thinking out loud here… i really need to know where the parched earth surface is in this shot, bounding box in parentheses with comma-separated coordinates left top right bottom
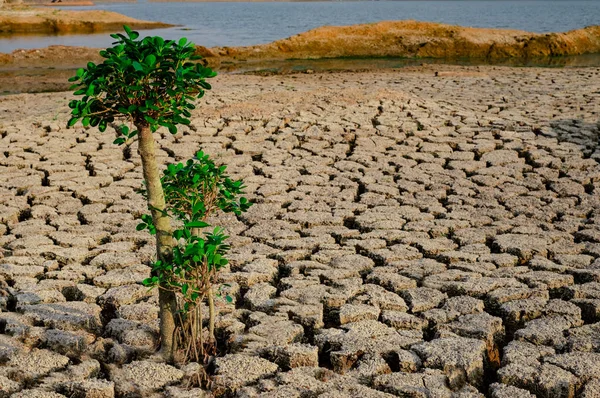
(1, 65, 600, 397)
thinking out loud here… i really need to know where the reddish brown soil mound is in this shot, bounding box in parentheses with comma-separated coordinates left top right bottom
(210, 20, 600, 62)
(0, 7, 172, 34)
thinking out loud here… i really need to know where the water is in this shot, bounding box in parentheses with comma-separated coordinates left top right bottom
(1, 1, 599, 53)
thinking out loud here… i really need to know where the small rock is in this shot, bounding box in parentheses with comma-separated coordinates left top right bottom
(63, 379, 115, 398)
(262, 343, 319, 370)
(338, 304, 380, 325)
(400, 287, 447, 313)
(489, 383, 535, 398)
(412, 337, 486, 389)
(381, 310, 428, 331)
(109, 360, 184, 396)
(442, 296, 485, 315)
(4, 348, 70, 383)
(213, 354, 279, 393)
(41, 329, 91, 358)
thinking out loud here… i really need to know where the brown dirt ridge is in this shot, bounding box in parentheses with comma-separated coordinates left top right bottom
(0, 6, 173, 35)
(209, 20, 600, 63)
(1, 20, 600, 74)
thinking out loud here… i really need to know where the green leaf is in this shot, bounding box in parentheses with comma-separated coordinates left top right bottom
(144, 54, 157, 66)
(144, 115, 157, 124)
(225, 295, 233, 303)
(192, 200, 203, 214)
(185, 221, 209, 229)
(132, 61, 144, 72)
(123, 25, 140, 40)
(136, 223, 147, 231)
(99, 120, 108, 133)
(67, 117, 79, 127)
(142, 277, 153, 286)
(113, 137, 126, 145)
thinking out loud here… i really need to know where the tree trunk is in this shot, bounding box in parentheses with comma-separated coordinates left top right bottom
(137, 123, 177, 361)
(207, 285, 215, 342)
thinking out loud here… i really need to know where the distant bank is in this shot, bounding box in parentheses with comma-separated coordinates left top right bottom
(3, 0, 599, 52)
(206, 21, 600, 63)
(0, 6, 172, 35)
(2, 18, 600, 69)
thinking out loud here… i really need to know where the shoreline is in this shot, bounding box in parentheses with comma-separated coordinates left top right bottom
(3, 53, 600, 95)
(1, 16, 600, 93)
(1, 19, 599, 62)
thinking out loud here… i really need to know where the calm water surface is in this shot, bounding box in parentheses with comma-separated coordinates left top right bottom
(1, 1, 600, 53)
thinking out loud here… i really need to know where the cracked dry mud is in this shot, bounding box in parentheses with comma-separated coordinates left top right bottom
(1, 65, 600, 398)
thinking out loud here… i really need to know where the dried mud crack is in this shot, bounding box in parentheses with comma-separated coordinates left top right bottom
(1, 65, 600, 398)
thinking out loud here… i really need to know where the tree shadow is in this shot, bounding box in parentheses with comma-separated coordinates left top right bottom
(544, 118, 600, 162)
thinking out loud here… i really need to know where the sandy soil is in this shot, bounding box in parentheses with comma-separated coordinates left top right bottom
(0, 66, 599, 397)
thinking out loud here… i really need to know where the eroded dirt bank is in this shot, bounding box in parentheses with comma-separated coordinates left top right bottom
(0, 66, 600, 397)
(1, 20, 599, 76)
(0, 6, 172, 35)
(210, 20, 600, 63)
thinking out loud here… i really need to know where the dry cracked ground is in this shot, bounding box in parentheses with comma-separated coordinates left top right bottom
(1, 65, 600, 398)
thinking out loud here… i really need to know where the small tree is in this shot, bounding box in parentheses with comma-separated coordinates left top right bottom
(67, 26, 216, 360)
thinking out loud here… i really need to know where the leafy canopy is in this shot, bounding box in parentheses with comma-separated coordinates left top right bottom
(67, 25, 216, 144)
(137, 150, 252, 239)
(162, 150, 252, 224)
